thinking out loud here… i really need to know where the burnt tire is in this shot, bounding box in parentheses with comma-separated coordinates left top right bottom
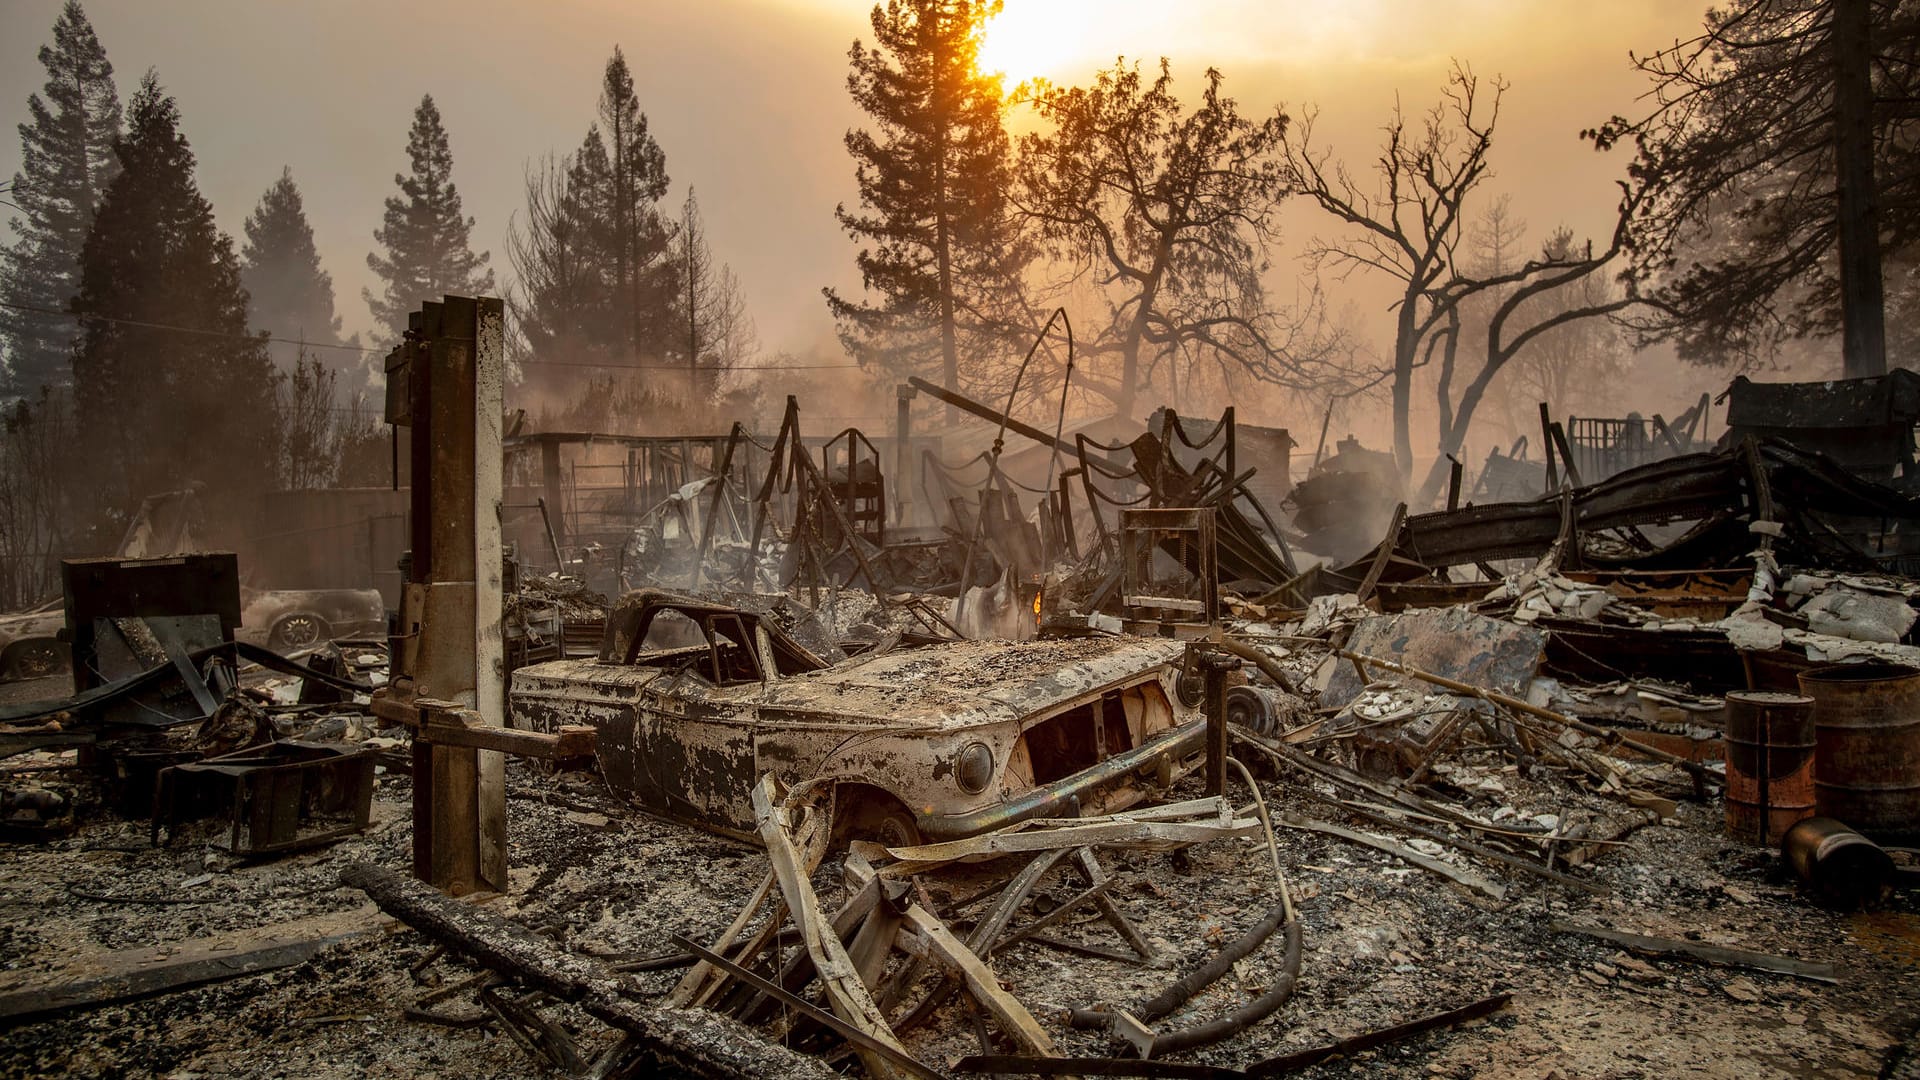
(4, 639, 67, 680)
(837, 792, 923, 850)
(268, 612, 329, 651)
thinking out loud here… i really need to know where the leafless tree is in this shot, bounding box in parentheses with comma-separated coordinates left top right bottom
(1016, 59, 1362, 417)
(1285, 64, 1639, 501)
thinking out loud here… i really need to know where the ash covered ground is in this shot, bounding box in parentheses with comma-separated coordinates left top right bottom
(1, 755, 1916, 1079)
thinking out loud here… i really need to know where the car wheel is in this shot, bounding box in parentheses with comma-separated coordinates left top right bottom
(839, 792, 923, 850)
(269, 613, 329, 651)
(4, 639, 68, 680)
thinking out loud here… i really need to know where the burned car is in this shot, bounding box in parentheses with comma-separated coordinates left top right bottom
(0, 597, 67, 680)
(237, 587, 386, 651)
(509, 590, 1206, 845)
(0, 586, 384, 682)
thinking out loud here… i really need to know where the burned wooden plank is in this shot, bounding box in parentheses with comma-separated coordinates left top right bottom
(752, 777, 915, 1080)
(1550, 922, 1838, 984)
(1280, 816, 1507, 901)
(0, 908, 379, 1024)
(1243, 991, 1512, 1075)
(887, 816, 1258, 861)
(904, 904, 1063, 1059)
(338, 863, 838, 1079)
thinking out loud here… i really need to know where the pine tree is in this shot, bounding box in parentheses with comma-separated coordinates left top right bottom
(71, 72, 279, 521)
(592, 50, 672, 360)
(365, 95, 494, 339)
(825, 0, 1032, 401)
(0, 0, 121, 399)
(242, 167, 345, 382)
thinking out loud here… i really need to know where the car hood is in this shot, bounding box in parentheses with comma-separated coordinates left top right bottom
(0, 610, 62, 638)
(514, 636, 1187, 732)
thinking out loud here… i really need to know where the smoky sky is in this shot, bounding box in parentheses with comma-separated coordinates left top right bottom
(0, 0, 1699, 361)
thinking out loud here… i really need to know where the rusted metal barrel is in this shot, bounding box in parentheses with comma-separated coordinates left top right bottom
(1797, 662, 1920, 843)
(1782, 816, 1894, 908)
(1723, 690, 1817, 845)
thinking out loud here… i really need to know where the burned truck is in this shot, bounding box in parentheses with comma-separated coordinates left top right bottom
(509, 590, 1206, 845)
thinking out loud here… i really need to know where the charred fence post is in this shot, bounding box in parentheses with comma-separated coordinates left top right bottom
(1190, 643, 1238, 797)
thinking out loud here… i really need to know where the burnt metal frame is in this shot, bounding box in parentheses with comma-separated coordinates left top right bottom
(1120, 508, 1220, 638)
(153, 740, 377, 855)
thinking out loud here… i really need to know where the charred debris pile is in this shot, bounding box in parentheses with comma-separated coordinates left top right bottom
(2, 372, 1919, 1077)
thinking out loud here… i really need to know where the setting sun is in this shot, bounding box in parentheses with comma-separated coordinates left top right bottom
(976, 0, 1097, 85)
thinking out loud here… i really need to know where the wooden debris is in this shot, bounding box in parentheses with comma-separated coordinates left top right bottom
(668, 869, 775, 1007)
(887, 813, 1257, 862)
(670, 934, 946, 1080)
(0, 907, 380, 1023)
(1280, 815, 1507, 901)
(1550, 922, 1838, 984)
(904, 903, 1064, 1059)
(339, 863, 839, 1079)
(752, 776, 916, 1080)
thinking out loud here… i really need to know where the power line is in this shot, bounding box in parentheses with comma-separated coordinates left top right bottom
(0, 298, 866, 372)
(0, 298, 386, 354)
(524, 357, 862, 371)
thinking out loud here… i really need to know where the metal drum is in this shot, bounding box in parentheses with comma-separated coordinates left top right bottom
(1781, 816, 1894, 908)
(1798, 662, 1920, 843)
(1723, 690, 1817, 845)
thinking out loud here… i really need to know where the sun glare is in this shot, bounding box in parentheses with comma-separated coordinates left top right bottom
(976, 0, 1098, 86)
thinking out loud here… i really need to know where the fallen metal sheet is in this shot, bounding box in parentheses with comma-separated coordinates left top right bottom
(1321, 607, 1546, 709)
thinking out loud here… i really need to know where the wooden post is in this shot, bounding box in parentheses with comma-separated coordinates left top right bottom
(397, 296, 507, 896)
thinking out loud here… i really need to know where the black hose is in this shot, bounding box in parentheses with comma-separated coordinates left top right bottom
(1147, 919, 1302, 1057)
(1069, 897, 1291, 1029)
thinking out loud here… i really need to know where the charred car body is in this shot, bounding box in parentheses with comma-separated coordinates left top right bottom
(509, 590, 1207, 844)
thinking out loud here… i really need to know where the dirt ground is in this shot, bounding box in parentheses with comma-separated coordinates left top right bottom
(0, 752, 1916, 1079)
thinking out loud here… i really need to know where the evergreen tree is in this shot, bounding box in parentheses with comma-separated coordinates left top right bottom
(592, 50, 672, 359)
(506, 149, 601, 387)
(365, 95, 493, 339)
(71, 72, 279, 521)
(242, 167, 341, 346)
(1593, 0, 1920, 370)
(509, 49, 679, 389)
(825, 0, 1033, 401)
(0, 0, 120, 399)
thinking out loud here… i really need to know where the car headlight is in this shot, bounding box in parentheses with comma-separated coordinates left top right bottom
(955, 741, 994, 795)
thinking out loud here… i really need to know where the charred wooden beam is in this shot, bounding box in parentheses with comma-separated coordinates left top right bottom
(338, 863, 839, 1079)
